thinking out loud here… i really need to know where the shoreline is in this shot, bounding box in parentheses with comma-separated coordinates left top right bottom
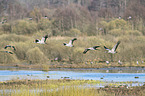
(0, 63, 145, 71)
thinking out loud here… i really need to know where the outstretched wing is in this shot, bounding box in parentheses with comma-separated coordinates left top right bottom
(0, 51, 13, 54)
(35, 39, 40, 43)
(93, 46, 100, 50)
(104, 46, 110, 51)
(69, 38, 77, 45)
(41, 35, 48, 43)
(12, 46, 16, 51)
(112, 41, 121, 51)
(4, 45, 16, 51)
(4, 45, 11, 49)
(83, 49, 90, 54)
(8, 51, 13, 54)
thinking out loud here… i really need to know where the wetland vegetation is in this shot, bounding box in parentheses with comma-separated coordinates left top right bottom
(0, 79, 145, 96)
(0, 0, 145, 95)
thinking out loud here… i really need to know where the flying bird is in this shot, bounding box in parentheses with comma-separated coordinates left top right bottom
(104, 41, 121, 54)
(83, 46, 100, 54)
(63, 38, 77, 47)
(0, 51, 13, 54)
(4, 45, 16, 51)
(34, 35, 48, 44)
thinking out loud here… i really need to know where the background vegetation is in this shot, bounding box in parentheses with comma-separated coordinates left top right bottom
(0, 0, 145, 67)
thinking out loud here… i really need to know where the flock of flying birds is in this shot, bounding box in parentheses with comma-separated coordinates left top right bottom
(1, 35, 121, 57)
(33, 34, 121, 55)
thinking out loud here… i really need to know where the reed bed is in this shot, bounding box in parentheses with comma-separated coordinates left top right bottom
(0, 79, 145, 96)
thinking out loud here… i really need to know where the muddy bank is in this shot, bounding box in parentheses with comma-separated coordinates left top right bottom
(0, 63, 145, 71)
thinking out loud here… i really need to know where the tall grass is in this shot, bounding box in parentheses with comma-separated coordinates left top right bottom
(1, 79, 145, 96)
(0, 50, 19, 64)
(26, 47, 47, 64)
(0, 34, 31, 42)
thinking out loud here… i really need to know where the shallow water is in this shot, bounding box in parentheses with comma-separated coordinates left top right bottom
(0, 67, 145, 82)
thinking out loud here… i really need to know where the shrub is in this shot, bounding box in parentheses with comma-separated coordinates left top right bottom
(37, 19, 50, 30)
(120, 45, 143, 62)
(0, 50, 19, 64)
(14, 42, 31, 60)
(108, 29, 142, 37)
(108, 20, 116, 30)
(41, 64, 49, 71)
(98, 21, 108, 35)
(86, 24, 97, 36)
(108, 29, 124, 36)
(115, 19, 128, 29)
(26, 47, 47, 64)
(65, 28, 81, 37)
(2, 23, 12, 33)
(98, 21, 108, 28)
(12, 20, 37, 35)
(0, 34, 31, 42)
(108, 19, 128, 30)
(125, 30, 142, 36)
(71, 47, 84, 63)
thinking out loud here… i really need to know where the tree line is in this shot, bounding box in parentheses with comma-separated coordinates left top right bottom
(0, 0, 145, 35)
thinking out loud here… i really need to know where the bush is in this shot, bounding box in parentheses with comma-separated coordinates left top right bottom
(125, 30, 142, 36)
(37, 19, 50, 30)
(0, 34, 31, 42)
(108, 29, 124, 36)
(0, 50, 19, 64)
(108, 19, 128, 30)
(14, 42, 31, 60)
(98, 21, 108, 35)
(115, 19, 128, 29)
(86, 24, 97, 36)
(108, 29, 142, 37)
(26, 47, 47, 64)
(72, 47, 84, 63)
(12, 20, 37, 35)
(2, 23, 12, 33)
(65, 28, 81, 37)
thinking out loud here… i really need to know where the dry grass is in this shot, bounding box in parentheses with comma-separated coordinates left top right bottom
(0, 79, 145, 96)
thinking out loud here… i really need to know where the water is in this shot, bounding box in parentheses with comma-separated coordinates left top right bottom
(0, 67, 145, 83)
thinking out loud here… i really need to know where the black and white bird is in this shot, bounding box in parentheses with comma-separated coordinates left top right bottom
(83, 46, 100, 54)
(4, 45, 16, 51)
(104, 41, 121, 54)
(0, 51, 13, 54)
(34, 35, 48, 44)
(63, 38, 77, 47)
